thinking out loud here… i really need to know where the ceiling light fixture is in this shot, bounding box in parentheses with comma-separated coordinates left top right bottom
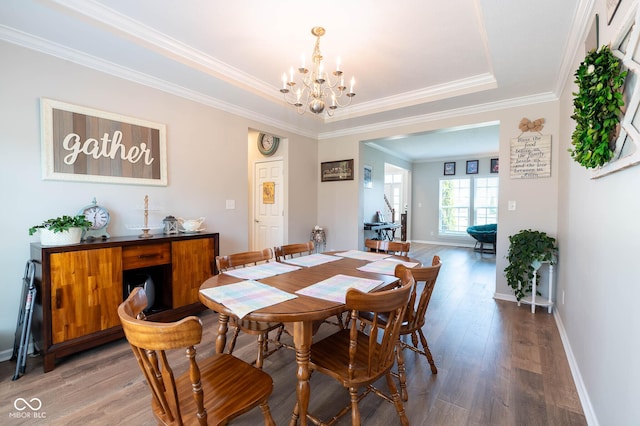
(280, 26, 356, 117)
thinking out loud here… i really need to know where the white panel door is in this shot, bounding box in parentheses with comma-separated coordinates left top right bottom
(253, 160, 284, 251)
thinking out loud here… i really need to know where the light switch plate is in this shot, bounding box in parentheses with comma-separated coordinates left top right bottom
(508, 200, 516, 211)
(225, 200, 235, 209)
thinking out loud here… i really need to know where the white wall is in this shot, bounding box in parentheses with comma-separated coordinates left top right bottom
(554, 0, 640, 424)
(0, 41, 316, 357)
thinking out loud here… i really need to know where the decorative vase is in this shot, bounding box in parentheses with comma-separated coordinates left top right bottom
(39, 228, 83, 246)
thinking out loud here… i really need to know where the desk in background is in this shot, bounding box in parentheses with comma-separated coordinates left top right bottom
(364, 222, 401, 241)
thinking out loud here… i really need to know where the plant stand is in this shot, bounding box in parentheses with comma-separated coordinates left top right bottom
(517, 261, 554, 313)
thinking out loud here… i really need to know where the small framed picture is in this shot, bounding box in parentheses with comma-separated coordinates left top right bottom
(321, 159, 354, 182)
(490, 158, 499, 173)
(444, 162, 456, 176)
(466, 160, 479, 174)
(364, 165, 372, 188)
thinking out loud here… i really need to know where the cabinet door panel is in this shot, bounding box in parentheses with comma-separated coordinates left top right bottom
(172, 238, 215, 308)
(50, 248, 122, 344)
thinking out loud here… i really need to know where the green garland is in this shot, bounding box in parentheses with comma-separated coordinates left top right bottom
(570, 45, 627, 169)
(504, 229, 558, 301)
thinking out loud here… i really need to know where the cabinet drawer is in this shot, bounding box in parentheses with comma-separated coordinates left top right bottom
(122, 243, 171, 270)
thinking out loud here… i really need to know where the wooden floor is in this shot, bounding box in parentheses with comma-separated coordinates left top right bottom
(0, 244, 587, 425)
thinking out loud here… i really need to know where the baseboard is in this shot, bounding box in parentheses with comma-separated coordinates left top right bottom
(410, 239, 475, 248)
(553, 310, 599, 426)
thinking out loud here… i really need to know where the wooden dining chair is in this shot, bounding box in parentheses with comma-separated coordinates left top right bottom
(395, 256, 442, 400)
(118, 287, 275, 426)
(359, 258, 442, 401)
(364, 238, 380, 252)
(274, 241, 314, 261)
(290, 267, 413, 426)
(216, 248, 285, 368)
(365, 238, 411, 257)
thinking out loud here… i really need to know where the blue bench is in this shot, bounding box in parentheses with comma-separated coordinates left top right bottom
(467, 224, 497, 254)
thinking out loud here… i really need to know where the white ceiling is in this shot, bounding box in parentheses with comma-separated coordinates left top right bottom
(0, 0, 586, 161)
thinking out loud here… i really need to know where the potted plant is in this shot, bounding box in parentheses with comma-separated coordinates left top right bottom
(29, 215, 92, 245)
(504, 229, 558, 301)
(570, 45, 627, 169)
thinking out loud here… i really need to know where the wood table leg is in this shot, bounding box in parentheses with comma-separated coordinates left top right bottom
(289, 320, 312, 426)
(215, 313, 229, 354)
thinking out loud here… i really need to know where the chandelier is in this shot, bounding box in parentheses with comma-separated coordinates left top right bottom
(280, 26, 356, 117)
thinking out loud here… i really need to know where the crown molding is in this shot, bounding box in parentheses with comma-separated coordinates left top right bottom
(318, 92, 558, 140)
(329, 73, 497, 122)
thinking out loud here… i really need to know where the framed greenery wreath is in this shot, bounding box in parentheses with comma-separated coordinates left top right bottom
(570, 45, 627, 169)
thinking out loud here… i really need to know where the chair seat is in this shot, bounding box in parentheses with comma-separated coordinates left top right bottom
(311, 329, 390, 388)
(166, 353, 274, 425)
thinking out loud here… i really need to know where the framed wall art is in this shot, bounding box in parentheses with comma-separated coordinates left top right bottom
(444, 162, 456, 175)
(321, 159, 354, 182)
(491, 158, 499, 173)
(364, 165, 372, 188)
(41, 98, 167, 186)
(466, 160, 479, 174)
(263, 181, 275, 204)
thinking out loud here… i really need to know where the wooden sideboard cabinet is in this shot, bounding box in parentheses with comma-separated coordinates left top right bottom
(30, 232, 219, 372)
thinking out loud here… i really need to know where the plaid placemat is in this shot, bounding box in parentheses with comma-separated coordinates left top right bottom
(334, 250, 392, 262)
(199, 280, 297, 319)
(281, 253, 341, 267)
(222, 262, 301, 280)
(357, 259, 419, 275)
(295, 274, 383, 304)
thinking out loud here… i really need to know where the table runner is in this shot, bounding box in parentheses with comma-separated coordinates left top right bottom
(357, 259, 420, 275)
(222, 261, 301, 280)
(295, 274, 383, 304)
(280, 253, 341, 267)
(199, 280, 297, 319)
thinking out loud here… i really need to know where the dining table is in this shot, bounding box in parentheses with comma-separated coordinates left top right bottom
(198, 250, 421, 426)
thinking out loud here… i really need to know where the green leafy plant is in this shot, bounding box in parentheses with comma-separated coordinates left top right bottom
(504, 229, 558, 301)
(29, 215, 92, 235)
(570, 45, 627, 169)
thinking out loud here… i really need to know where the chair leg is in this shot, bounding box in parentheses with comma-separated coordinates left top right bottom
(227, 325, 241, 354)
(260, 401, 276, 426)
(395, 343, 408, 401)
(255, 333, 266, 369)
(417, 328, 437, 374)
(385, 372, 409, 426)
(290, 401, 300, 426)
(349, 387, 361, 426)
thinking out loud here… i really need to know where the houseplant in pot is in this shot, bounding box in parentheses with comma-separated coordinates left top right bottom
(504, 229, 558, 301)
(29, 215, 92, 245)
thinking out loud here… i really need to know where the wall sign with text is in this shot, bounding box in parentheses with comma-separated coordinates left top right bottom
(510, 134, 551, 179)
(40, 98, 167, 186)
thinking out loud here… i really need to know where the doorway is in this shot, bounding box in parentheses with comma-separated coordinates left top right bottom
(384, 163, 410, 239)
(252, 159, 284, 251)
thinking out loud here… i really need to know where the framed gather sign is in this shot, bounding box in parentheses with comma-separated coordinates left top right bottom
(40, 98, 167, 186)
